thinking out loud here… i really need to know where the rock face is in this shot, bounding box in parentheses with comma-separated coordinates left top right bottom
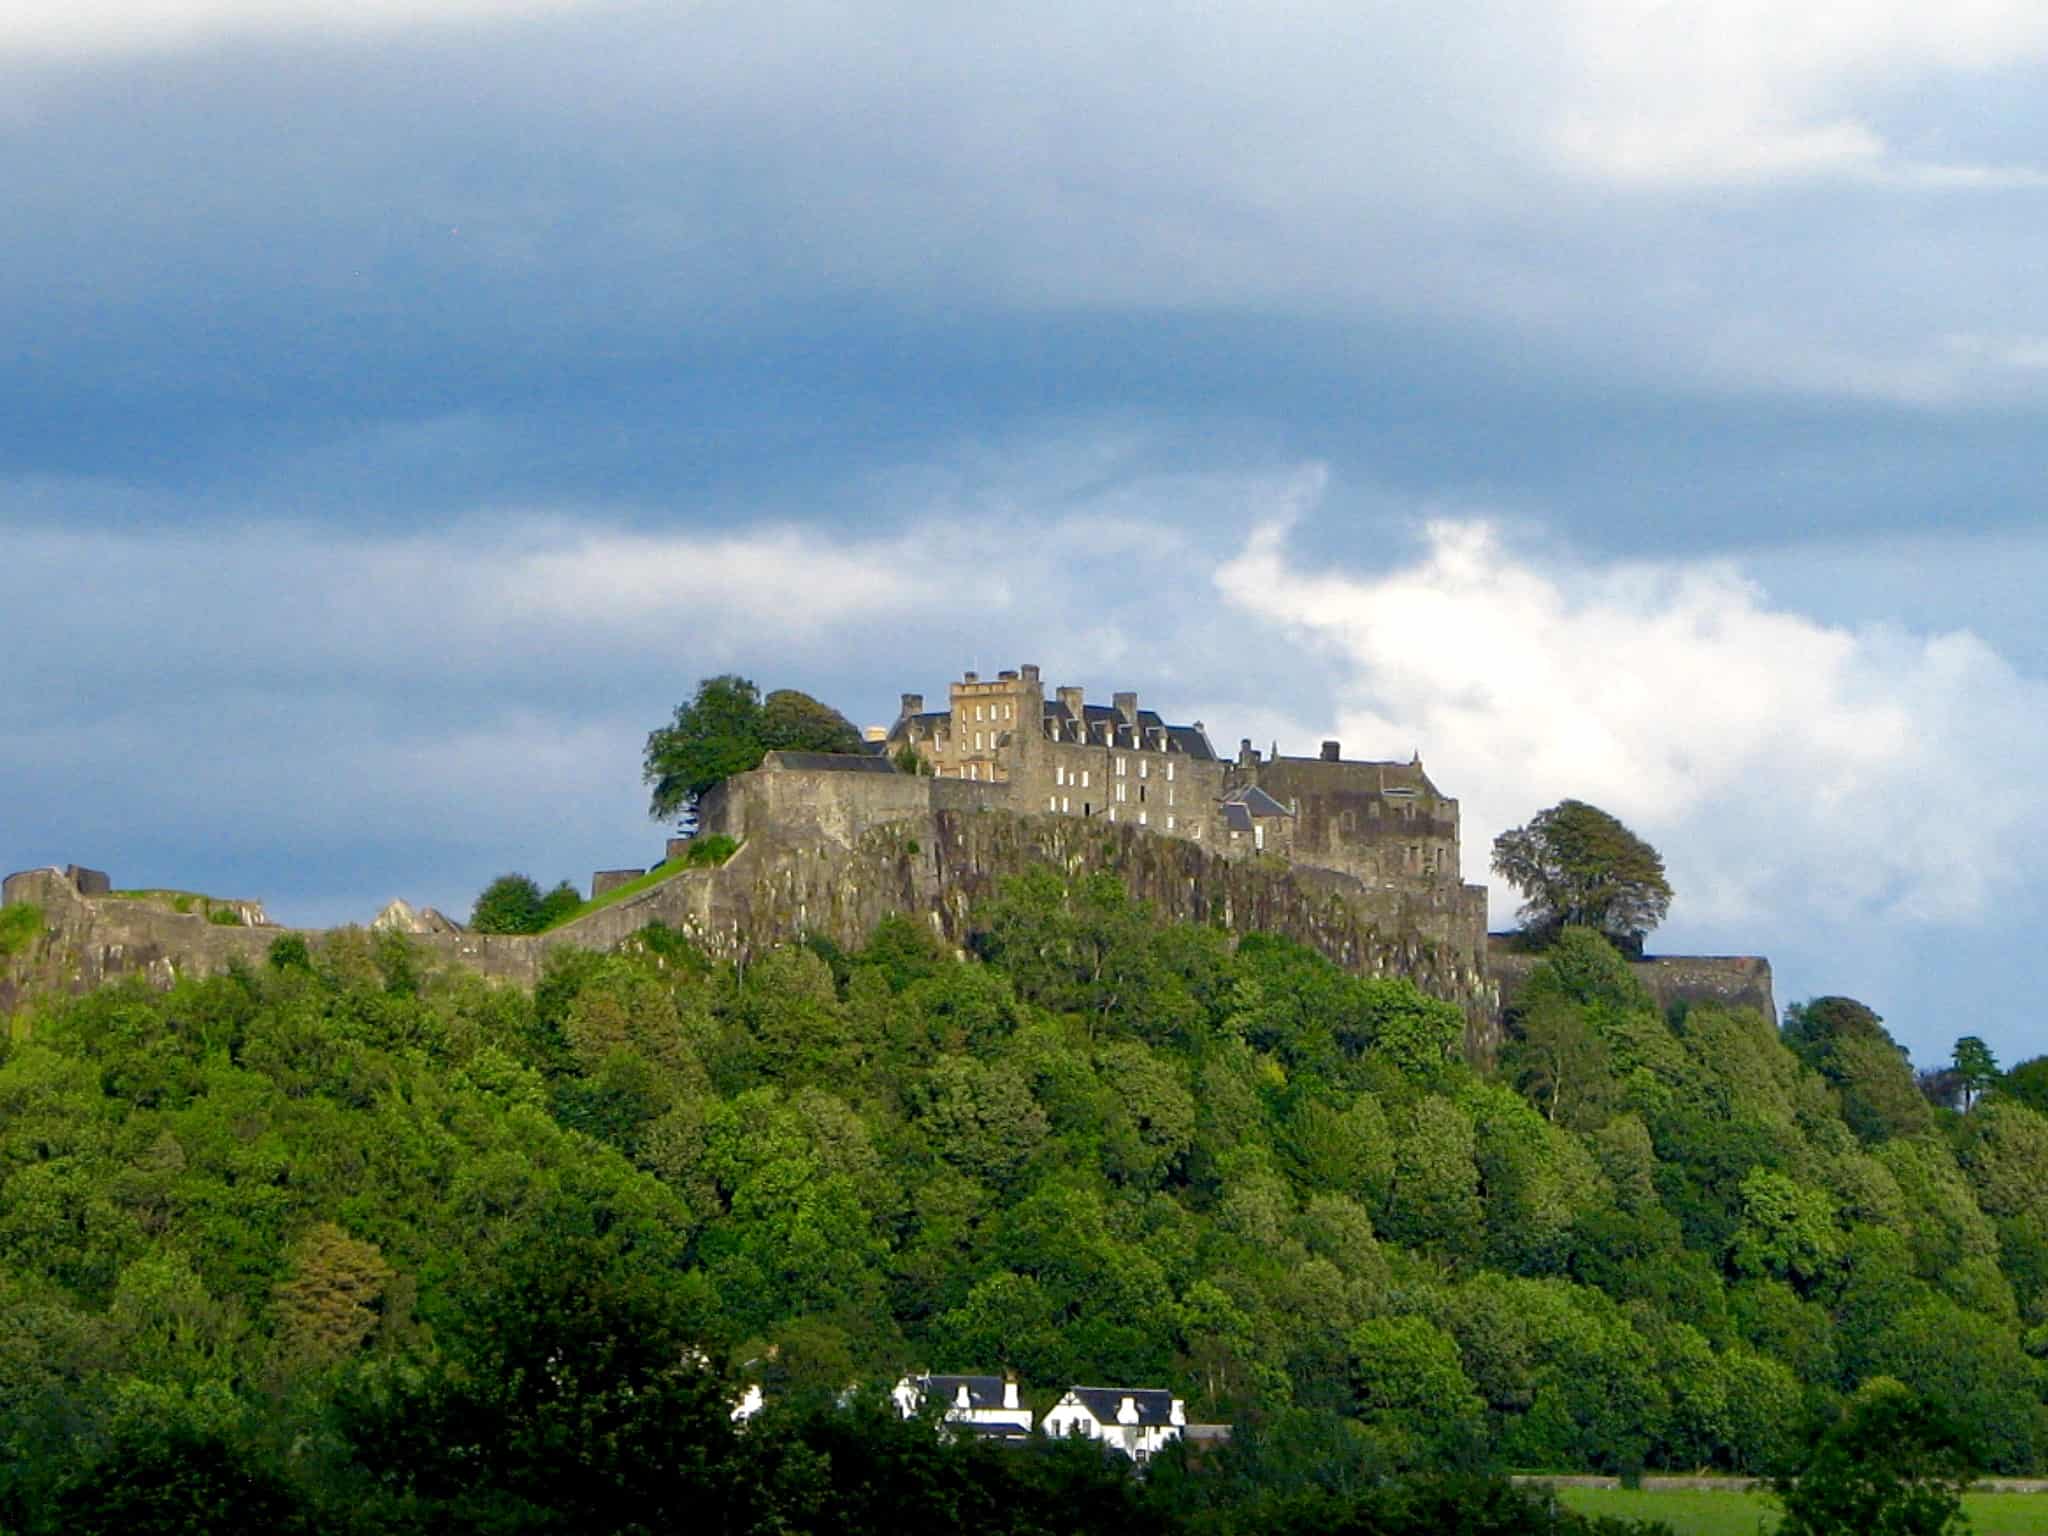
(3, 812, 1505, 1057)
(0, 829, 1771, 1062)
(372, 899, 463, 935)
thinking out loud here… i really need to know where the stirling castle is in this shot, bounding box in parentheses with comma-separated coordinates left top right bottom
(2, 662, 1776, 1056)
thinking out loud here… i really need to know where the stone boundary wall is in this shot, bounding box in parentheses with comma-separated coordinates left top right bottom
(3, 809, 1507, 1056)
(1488, 936, 1777, 1026)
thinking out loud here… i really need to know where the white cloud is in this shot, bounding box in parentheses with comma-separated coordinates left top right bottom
(1215, 513, 2048, 933)
(1, 0, 597, 56)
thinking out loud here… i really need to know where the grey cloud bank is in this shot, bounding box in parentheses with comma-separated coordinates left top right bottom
(5, 0, 2047, 1068)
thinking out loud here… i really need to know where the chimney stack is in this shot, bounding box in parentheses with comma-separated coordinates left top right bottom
(1020, 663, 1041, 682)
(1113, 690, 1138, 725)
(963, 670, 978, 683)
(900, 693, 924, 718)
(1321, 740, 1341, 762)
(1058, 684, 1084, 717)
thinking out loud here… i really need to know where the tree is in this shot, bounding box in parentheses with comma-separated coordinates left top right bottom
(644, 675, 864, 821)
(1953, 1036, 2000, 1112)
(1774, 1377, 1975, 1536)
(1490, 799, 1672, 954)
(470, 872, 580, 934)
(1783, 997, 1931, 1142)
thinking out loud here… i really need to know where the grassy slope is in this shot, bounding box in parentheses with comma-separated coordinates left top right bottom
(537, 836, 741, 932)
(1559, 1487, 2048, 1535)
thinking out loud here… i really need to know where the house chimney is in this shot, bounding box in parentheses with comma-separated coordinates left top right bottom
(1020, 663, 1041, 682)
(900, 693, 924, 718)
(998, 669, 1018, 680)
(1003, 1376, 1020, 1410)
(1113, 690, 1138, 724)
(1321, 739, 1341, 762)
(1058, 684, 1084, 717)
(1118, 1395, 1139, 1424)
(963, 671, 978, 683)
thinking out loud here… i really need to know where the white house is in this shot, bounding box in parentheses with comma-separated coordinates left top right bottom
(891, 1373, 1035, 1437)
(729, 1383, 766, 1425)
(1040, 1386, 1187, 1462)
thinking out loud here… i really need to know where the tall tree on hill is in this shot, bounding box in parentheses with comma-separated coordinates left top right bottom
(643, 675, 864, 821)
(1490, 799, 1672, 956)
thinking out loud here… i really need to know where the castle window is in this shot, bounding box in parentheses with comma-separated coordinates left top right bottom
(1165, 762, 1175, 782)
(1049, 796, 1058, 812)
(1255, 824, 1265, 851)
(1108, 807, 1117, 821)
(1081, 770, 1090, 788)
(1139, 785, 1146, 803)
(1139, 811, 1148, 827)
(1116, 782, 1127, 803)
(1116, 757, 1126, 776)
(1167, 786, 1175, 807)
(1166, 815, 1175, 831)
(1139, 760, 1148, 779)
(1062, 797, 1070, 813)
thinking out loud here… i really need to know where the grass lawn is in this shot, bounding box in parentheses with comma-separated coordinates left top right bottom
(537, 836, 741, 933)
(1557, 1486, 2048, 1534)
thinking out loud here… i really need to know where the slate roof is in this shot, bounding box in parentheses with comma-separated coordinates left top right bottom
(1063, 1387, 1179, 1426)
(761, 751, 900, 774)
(918, 1374, 1011, 1409)
(1222, 786, 1293, 817)
(1040, 702, 1217, 761)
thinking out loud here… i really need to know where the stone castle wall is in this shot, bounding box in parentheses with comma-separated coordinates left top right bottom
(3, 800, 1505, 1057)
(1486, 936, 1777, 1025)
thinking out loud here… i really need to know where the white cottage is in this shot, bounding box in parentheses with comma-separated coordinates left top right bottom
(1040, 1386, 1187, 1462)
(891, 1373, 1034, 1438)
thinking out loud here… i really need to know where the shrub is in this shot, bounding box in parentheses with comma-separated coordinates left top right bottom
(0, 901, 42, 960)
(207, 905, 243, 926)
(681, 835, 739, 869)
(268, 933, 313, 971)
(472, 874, 583, 935)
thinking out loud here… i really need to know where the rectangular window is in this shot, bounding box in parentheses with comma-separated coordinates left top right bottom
(1062, 797, 1070, 813)
(1255, 824, 1265, 851)
(1081, 770, 1090, 788)
(1166, 815, 1175, 831)
(1049, 796, 1058, 812)
(1116, 757, 1126, 776)
(1108, 807, 1117, 822)
(1139, 760, 1148, 779)
(1116, 782, 1127, 803)
(1138, 811, 1147, 827)
(1166, 762, 1175, 782)
(1167, 786, 1175, 807)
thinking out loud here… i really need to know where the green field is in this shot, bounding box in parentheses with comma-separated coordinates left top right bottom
(1557, 1486, 2048, 1535)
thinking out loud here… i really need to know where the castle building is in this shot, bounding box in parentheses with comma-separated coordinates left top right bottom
(878, 665, 1462, 890)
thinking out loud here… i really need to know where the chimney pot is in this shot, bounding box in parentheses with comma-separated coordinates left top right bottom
(1321, 740, 1341, 762)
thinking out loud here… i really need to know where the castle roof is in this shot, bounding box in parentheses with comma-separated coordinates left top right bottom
(1222, 786, 1293, 817)
(1042, 701, 1217, 761)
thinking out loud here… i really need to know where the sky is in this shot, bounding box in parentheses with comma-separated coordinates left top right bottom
(4, 0, 2046, 1068)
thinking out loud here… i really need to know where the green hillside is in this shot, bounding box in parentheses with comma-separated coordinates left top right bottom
(0, 866, 2042, 1531)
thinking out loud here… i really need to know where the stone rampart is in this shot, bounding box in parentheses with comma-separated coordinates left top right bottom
(1488, 935, 1777, 1026)
(3, 811, 1505, 1058)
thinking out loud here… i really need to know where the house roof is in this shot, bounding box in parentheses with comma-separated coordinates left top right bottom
(917, 1374, 1011, 1409)
(1060, 1387, 1179, 1426)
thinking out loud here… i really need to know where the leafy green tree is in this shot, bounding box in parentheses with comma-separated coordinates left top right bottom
(469, 872, 580, 934)
(1783, 997, 1932, 1142)
(1345, 1315, 1486, 1466)
(643, 675, 863, 820)
(1953, 1036, 2000, 1112)
(1774, 1377, 1975, 1536)
(1491, 800, 1673, 954)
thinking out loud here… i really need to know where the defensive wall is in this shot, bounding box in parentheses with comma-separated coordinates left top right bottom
(2, 764, 1775, 1064)
(1486, 936, 1777, 1026)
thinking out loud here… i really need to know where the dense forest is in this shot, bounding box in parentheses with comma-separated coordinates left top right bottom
(1, 866, 2044, 1531)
